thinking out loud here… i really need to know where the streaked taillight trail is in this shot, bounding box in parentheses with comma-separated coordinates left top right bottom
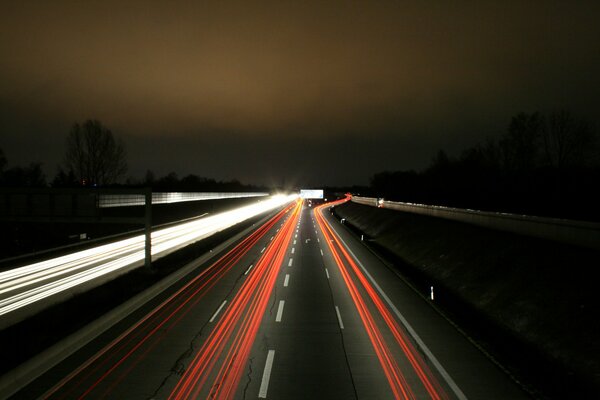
(315, 196, 450, 400)
(42, 200, 300, 399)
(168, 199, 302, 399)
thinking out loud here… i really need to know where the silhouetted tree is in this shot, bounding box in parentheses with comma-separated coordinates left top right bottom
(1, 163, 46, 187)
(51, 167, 78, 187)
(144, 169, 155, 186)
(541, 110, 597, 169)
(155, 172, 179, 191)
(500, 112, 542, 172)
(63, 119, 127, 186)
(368, 110, 600, 220)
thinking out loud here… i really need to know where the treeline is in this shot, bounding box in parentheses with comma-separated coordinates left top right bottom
(126, 171, 267, 193)
(0, 148, 46, 187)
(0, 148, 264, 193)
(370, 110, 600, 221)
(0, 119, 265, 193)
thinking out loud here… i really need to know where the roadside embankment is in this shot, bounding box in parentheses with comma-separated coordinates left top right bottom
(333, 201, 599, 398)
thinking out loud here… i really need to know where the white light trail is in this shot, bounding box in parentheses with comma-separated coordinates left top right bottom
(99, 192, 269, 207)
(0, 195, 297, 320)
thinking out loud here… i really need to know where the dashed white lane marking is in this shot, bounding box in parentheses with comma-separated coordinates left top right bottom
(270, 236, 274, 241)
(284, 274, 290, 287)
(320, 249, 324, 256)
(258, 350, 276, 398)
(317, 238, 320, 243)
(209, 301, 227, 322)
(325, 268, 330, 279)
(261, 247, 266, 253)
(293, 240, 296, 245)
(244, 264, 254, 275)
(288, 258, 293, 267)
(329, 221, 468, 400)
(315, 230, 318, 234)
(291, 247, 295, 254)
(295, 234, 297, 238)
(275, 300, 285, 322)
(335, 306, 344, 329)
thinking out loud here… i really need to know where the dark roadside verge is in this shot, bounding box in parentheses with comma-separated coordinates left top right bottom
(332, 201, 599, 399)
(0, 206, 277, 377)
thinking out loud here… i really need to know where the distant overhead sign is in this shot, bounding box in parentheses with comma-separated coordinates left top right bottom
(300, 189, 324, 199)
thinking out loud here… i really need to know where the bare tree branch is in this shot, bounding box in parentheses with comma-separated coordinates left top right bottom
(63, 119, 127, 185)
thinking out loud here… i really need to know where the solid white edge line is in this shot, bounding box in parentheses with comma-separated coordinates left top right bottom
(275, 300, 285, 322)
(335, 305, 344, 329)
(288, 258, 293, 267)
(325, 268, 330, 279)
(328, 218, 468, 400)
(209, 300, 227, 322)
(258, 350, 276, 398)
(284, 274, 290, 287)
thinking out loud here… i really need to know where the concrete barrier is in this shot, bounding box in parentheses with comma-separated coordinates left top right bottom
(351, 196, 600, 250)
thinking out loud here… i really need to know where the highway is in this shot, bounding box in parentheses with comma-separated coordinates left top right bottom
(0, 195, 294, 329)
(11, 198, 530, 399)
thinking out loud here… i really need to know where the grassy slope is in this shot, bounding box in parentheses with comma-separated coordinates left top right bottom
(334, 201, 599, 398)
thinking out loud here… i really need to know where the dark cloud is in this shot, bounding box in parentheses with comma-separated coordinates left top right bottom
(1, 1, 599, 185)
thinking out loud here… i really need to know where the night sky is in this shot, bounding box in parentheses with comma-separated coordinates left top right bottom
(2, 1, 599, 187)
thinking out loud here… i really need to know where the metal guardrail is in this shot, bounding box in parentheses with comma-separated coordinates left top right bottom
(351, 196, 600, 250)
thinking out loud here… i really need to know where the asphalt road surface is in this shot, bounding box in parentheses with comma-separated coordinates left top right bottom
(13, 199, 530, 399)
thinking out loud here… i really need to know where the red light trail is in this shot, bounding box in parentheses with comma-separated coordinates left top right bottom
(168, 199, 302, 399)
(42, 201, 299, 399)
(315, 196, 449, 400)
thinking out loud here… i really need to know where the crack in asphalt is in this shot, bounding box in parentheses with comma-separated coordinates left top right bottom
(242, 356, 255, 399)
(146, 255, 253, 399)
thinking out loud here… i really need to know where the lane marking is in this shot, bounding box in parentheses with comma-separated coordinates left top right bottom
(270, 236, 274, 241)
(293, 240, 296, 245)
(317, 238, 320, 243)
(325, 268, 330, 279)
(320, 249, 324, 256)
(284, 274, 290, 287)
(261, 247, 266, 253)
(315, 230, 318, 234)
(288, 258, 293, 267)
(295, 234, 297, 238)
(291, 247, 295, 254)
(259, 350, 275, 398)
(329, 220, 468, 400)
(209, 300, 227, 323)
(275, 300, 285, 322)
(335, 306, 344, 329)
(244, 264, 254, 275)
